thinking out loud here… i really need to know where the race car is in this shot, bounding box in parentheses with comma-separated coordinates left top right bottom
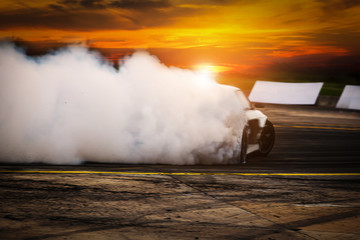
(236, 90, 275, 164)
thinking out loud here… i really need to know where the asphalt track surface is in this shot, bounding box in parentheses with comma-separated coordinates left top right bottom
(1, 105, 360, 240)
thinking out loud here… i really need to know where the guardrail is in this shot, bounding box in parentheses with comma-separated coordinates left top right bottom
(248, 81, 359, 110)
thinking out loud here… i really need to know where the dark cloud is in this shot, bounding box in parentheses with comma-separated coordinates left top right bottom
(317, 0, 360, 12)
(48, 4, 67, 12)
(62, 0, 79, 5)
(49, 0, 172, 11)
(0, 0, 247, 32)
(47, 0, 106, 11)
(0, 9, 139, 31)
(0, 0, 202, 31)
(1, 37, 71, 56)
(307, 30, 360, 54)
(171, 0, 252, 6)
(110, 0, 171, 10)
(268, 53, 360, 82)
(80, 0, 106, 9)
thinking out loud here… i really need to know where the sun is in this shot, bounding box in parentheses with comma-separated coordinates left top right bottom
(194, 64, 233, 74)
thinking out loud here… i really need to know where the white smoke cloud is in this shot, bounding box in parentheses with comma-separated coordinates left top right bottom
(0, 43, 247, 165)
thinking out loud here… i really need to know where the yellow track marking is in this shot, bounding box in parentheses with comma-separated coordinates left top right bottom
(0, 170, 359, 176)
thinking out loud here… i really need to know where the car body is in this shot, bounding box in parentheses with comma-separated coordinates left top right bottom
(236, 90, 275, 163)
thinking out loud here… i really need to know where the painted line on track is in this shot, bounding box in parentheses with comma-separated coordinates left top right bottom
(0, 170, 359, 176)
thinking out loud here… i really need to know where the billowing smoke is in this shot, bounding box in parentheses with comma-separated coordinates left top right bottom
(0, 43, 247, 165)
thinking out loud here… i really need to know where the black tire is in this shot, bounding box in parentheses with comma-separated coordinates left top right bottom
(258, 120, 275, 155)
(240, 126, 249, 164)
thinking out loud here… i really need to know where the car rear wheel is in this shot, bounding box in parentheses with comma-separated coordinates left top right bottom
(258, 120, 275, 155)
(240, 126, 249, 164)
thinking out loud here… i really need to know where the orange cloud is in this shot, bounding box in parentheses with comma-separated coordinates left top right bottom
(1, 0, 359, 85)
(269, 45, 349, 58)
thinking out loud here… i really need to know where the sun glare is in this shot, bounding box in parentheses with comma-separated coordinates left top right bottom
(195, 64, 233, 74)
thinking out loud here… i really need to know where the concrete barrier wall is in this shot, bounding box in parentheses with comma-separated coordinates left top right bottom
(336, 85, 360, 110)
(316, 96, 339, 108)
(249, 81, 324, 105)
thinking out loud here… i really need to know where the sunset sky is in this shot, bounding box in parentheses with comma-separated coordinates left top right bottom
(1, 0, 359, 89)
